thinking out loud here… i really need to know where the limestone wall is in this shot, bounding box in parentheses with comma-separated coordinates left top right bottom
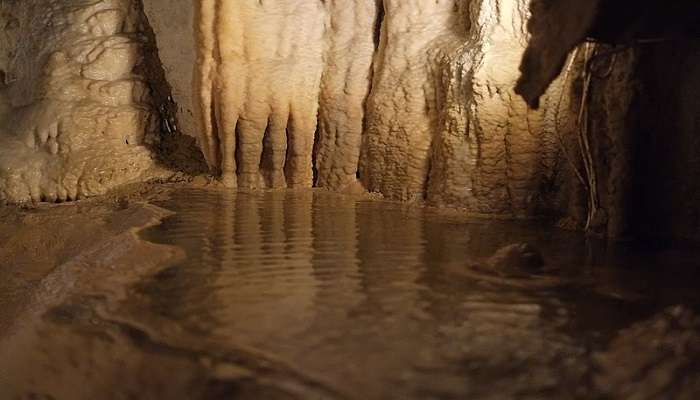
(0, 0, 162, 203)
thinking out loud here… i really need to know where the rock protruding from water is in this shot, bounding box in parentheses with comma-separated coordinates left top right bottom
(485, 243, 545, 271)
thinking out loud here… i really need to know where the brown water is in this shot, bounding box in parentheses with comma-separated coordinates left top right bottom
(132, 188, 700, 399)
(4, 187, 700, 400)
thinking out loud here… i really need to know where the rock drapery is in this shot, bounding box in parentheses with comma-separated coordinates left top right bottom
(194, 1, 327, 189)
(190, 0, 378, 191)
(178, 0, 576, 216)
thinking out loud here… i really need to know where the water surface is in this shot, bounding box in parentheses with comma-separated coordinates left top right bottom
(128, 188, 700, 399)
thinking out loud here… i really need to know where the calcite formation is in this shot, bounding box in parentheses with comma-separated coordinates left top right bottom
(194, 1, 329, 189)
(421, 0, 571, 215)
(0, 0, 161, 203)
(163, 0, 575, 216)
(0, 0, 581, 218)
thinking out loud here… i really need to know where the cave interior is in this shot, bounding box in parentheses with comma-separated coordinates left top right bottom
(1, 1, 700, 399)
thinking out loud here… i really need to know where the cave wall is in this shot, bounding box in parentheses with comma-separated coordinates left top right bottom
(138, 0, 576, 216)
(359, 0, 467, 202)
(0, 0, 164, 203)
(632, 41, 700, 240)
(140, 0, 197, 138)
(518, 0, 700, 240)
(421, 0, 572, 215)
(9, 0, 699, 241)
(583, 42, 700, 241)
(2, 0, 698, 241)
(0, 0, 581, 218)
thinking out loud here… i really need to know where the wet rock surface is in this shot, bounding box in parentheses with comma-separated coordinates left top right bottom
(484, 242, 546, 271)
(0, 0, 174, 204)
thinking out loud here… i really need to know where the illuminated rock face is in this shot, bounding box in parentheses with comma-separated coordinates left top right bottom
(423, 0, 571, 215)
(360, 0, 467, 202)
(175, 0, 574, 215)
(0, 0, 162, 203)
(189, 0, 377, 190)
(316, 1, 379, 190)
(194, 1, 323, 189)
(360, 0, 573, 214)
(0, 0, 578, 217)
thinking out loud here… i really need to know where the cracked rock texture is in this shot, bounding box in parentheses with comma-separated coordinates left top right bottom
(424, 0, 570, 215)
(0, 0, 162, 203)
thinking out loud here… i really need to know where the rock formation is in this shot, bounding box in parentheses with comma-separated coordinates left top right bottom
(0, 0, 590, 220)
(0, 0, 165, 203)
(2, 0, 699, 240)
(145, 0, 575, 216)
(516, 0, 700, 239)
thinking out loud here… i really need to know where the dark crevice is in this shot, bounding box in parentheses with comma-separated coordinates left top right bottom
(311, 121, 320, 187)
(131, 0, 208, 176)
(372, 0, 385, 50)
(422, 155, 432, 202)
(260, 117, 274, 187)
(234, 121, 243, 177)
(283, 114, 293, 185)
(357, 0, 386, 183)
(210, 86, 221, 175)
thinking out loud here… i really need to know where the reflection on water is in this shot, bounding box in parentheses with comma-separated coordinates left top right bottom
(128, 188, 700, 399)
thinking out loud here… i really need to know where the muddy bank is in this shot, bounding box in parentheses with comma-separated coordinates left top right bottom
(0, 183, 180, 334)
